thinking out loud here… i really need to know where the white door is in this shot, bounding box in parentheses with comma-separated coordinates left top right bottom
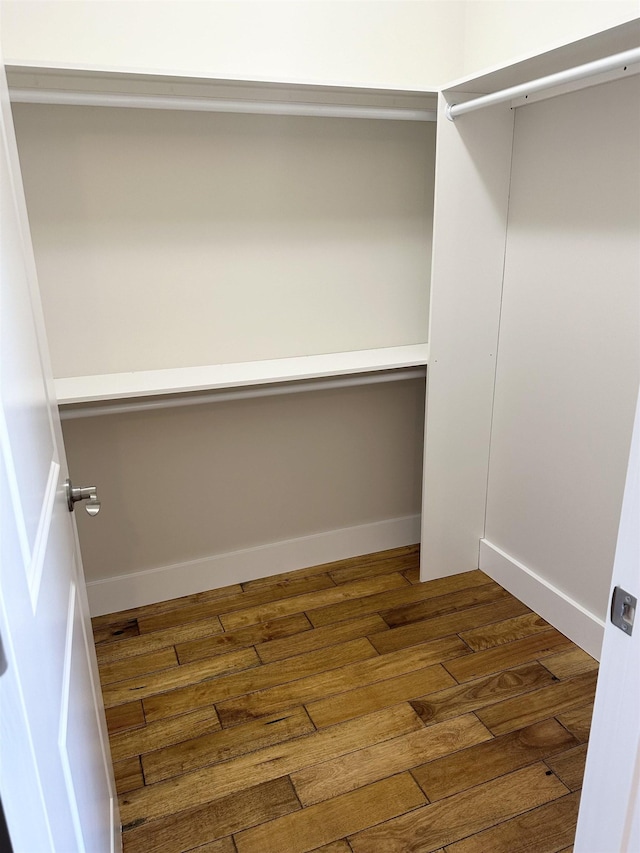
(574, 386, 640, 852)
(0, 56, 119, 853)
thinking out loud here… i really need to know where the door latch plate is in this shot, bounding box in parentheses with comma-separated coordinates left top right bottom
(611, 586, 636, 636)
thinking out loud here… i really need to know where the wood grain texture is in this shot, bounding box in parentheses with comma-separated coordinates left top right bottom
(97, 616, 224, 665)
(309, 842, 352, 853)
(291, 715, 491, 806)
(380, 581, 509, 629)
(144, 637, 376, 722)
(93, 617, 139, 645)
(459, 612, 550, 651)
(235, 773, 426, 853)
(114, 757, 144, 795)
(182, 839, 235, 853)
(370, 596, 529, 655)
(99, 647, 179, 685)
(556, 704, 594, 743)
(348, 764, 569, 853)
(119, 705, 423, 826)
(443, 630, 572, 683)
(239, 545, 418, 592)
(256, 613, 389, 663)
(305, 660, 460, 730)
(444, 791, 580, 853)
(142, 706, 315, 784)
(103, 646, 260, 708)
(221, 573, 408, 631)
(138, 574, 336, 634)
(93, 583, 243, 632)
(412, 718, 577, 801)
(303, 665, 455, 731)
(176, 613, 311, 664)
(541, 647, 599, 680)
(410, 663, 557, 726)
(239, 565, 339, 592)
(328, 551, 418, 585)
(123, 777, 300, 853)
(546, 744, 588, 791)
(475, 671, 598, 736)
(402, 566, 421, 584)
(110, 706, 221, 763)
(105, 700, 145, 736)
(217, 640, 461, 729)
(310, 571, 495, 628)
(92, 548, 596, 853)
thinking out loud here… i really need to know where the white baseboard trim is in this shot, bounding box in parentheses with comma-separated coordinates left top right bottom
(87, 514, 421, 617)
(479, 539, 605, 660)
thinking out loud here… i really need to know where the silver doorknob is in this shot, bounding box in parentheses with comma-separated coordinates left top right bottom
(65, 478, 101, 516)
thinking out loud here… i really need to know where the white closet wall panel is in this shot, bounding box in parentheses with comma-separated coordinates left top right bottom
(13, 105, 435, 378)
(485, 75, 640, 622)
(421, 95, 514, 580)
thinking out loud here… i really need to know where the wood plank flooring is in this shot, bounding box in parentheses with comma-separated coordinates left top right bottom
(92, 545, 597, 853)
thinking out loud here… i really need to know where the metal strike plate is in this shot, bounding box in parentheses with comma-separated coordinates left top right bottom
(611, 586, 636, 636)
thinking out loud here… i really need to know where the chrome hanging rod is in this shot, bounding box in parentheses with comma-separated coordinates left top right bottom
(10, 88, 437, 122)
(446, 46, 640, 121)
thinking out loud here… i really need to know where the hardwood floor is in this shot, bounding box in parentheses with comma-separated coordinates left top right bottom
(92, 545, 597, 853)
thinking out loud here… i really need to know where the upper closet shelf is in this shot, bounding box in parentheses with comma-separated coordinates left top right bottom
(6, 65, 438, 121)
(55, 345, 430, 406)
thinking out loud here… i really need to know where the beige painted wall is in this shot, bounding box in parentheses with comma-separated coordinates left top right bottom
(485, 74, 640, 620)
(6, 1, 638, 606)
(64, 380, 425, 583)
(461, 1, 639, 78)
(3, 1, 638, 89)
(1, 0, 464, 89)
(13, 103, 435, 377)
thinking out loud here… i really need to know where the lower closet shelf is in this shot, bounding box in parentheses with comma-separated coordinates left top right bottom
(56, 344, 430, 418)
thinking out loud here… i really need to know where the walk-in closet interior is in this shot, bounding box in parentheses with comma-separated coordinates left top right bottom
(5, 7, 639, 656)
(2, 4, 639, 852)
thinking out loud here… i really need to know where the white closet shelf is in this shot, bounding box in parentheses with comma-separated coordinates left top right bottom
(7, 65, 437, 121)
(55, 345, 430, 406)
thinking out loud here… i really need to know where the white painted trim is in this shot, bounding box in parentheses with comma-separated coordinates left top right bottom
(479, 539, 604, 660)
(87, 514, 421, 617)
(55, 345, 430, 406)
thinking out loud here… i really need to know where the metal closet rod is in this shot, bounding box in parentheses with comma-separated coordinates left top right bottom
(446, 46, 640, 120)
(10, 89, 437, 122)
